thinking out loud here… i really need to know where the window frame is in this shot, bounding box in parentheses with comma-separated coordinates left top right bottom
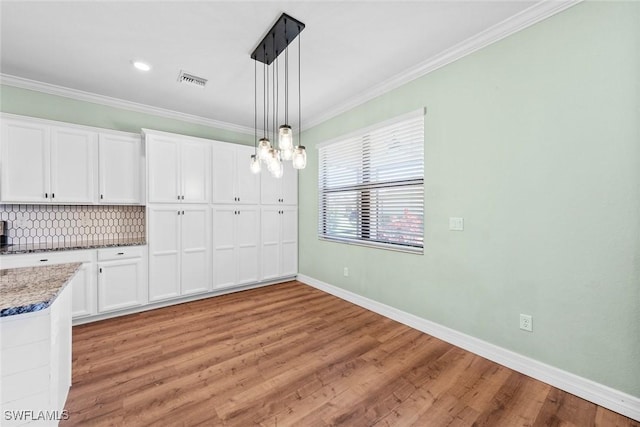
(317, 109, 425, 254)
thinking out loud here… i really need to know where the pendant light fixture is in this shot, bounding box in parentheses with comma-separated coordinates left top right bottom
(250, 13, 306, 177)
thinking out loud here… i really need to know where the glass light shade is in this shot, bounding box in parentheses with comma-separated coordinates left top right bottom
(271, 160, 284, 178)
(267, 148, 280, 172)
(292, 146, 307, 169)
(281, 146, 294, 161)
(278, 125, 293, 151)
(258, 138, 271, 161)
(249, 154, 261, 174)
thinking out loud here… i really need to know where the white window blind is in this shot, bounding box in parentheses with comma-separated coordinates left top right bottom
(318, 111, 424, 253)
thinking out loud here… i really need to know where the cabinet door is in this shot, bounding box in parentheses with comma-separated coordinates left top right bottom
(148, 206, 181, 301)
(260, 168, 280, 205)
(97, 258, 144, 312)
(71, 262, 97, 318)
(212, 206, 236, 289)
(180, 206, 211, 295)
(0, 120, 50, 202)
(147, 135, 180, 203)
(236, 145, 261, 204)
(181, 140, 210, 203)
(50, 127, 97, 203)
(99, 134, 141, 204)
(280, 207, 298, 277)
(236, 206, 260, 285)
(281, 162, 298, 205)
(211, 143, 236, 204)
(260, 207, 281, 281)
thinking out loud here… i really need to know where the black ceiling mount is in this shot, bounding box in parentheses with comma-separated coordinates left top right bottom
(251, 13, 305, 65)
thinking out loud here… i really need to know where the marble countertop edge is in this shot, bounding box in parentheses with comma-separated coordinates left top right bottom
(0, 262, 82, 317)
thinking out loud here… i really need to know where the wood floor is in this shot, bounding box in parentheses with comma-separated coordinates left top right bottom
(61, 281, 638, 426)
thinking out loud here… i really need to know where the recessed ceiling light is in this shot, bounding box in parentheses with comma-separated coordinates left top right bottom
(133, 61, 151, 72)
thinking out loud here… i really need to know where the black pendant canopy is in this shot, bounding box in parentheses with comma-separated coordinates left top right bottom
(251, 13, 305, 65)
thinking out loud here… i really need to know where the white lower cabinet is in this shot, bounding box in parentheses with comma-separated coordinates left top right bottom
(212, 205, 260, 289)
(148, 205, 211, 302)
(261, 206, 298, 281)
(0, 250, 97, 319)
(97, 246, 147, 313)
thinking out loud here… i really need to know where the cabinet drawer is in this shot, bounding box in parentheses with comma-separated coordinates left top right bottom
(97, 246, 144, 261)
(0, 249, 95, 268)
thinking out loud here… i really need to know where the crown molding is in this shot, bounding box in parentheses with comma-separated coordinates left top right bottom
(305, 0, 583, 130)
(0, 74, 254, 136)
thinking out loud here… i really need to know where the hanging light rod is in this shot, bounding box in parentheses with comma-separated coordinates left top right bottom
(251, 13, 305, 65)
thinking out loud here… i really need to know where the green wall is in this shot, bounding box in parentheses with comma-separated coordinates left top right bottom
(299, 1, 640, 397)
(0, 85, 253, 145)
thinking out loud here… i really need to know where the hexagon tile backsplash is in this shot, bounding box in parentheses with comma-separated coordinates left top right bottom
(0, 204, 145, 247)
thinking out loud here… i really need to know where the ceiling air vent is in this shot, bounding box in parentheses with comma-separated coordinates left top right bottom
(177, 70, 208, 88)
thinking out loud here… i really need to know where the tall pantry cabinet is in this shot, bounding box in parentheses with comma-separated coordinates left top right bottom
(145, 130, 212, 302)
(145, 128, 298, 303)
(211, 143, 261, 289)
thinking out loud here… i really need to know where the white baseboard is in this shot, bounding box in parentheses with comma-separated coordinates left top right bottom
(297, 274, 640, 422)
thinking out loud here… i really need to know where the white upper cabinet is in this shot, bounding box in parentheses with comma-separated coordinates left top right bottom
(0, 118, 97, 204)
(145, 130, 210, 204)
(99, 133, 143, 204)
(1, 119, 49, 202)
(260, 160, 297, 205)
(50, 127, 97, 203)
(212, 143, 260, 204)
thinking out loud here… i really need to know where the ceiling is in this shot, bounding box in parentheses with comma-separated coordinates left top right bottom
(0, 1, 552, 133)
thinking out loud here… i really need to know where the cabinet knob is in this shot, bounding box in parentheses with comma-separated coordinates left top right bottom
(177, 195, 180, 200)
(117, 252, 124, 255)
(99, 268, 103, 273)
(40, 259, 48, 262)
(101, 194, 104, 199)
(45, 193, 48, 199)
(181, 195, 185, 200)
(52, 193, 55, 199)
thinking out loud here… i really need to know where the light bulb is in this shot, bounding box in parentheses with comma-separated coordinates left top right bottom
(267, 148, 280, 172)
(278, 125, 293, 151)
(292, 146, 307, 169)
(258, 138, 271, 161)
(249, 154, 261, 174)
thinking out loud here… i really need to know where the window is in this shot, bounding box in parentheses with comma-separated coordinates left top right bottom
(318, 110, 424, 253)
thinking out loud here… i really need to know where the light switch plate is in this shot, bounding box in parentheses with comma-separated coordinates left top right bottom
(449, 217, 464, 231)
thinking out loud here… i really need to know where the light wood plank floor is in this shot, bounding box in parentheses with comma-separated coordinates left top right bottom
(61, 281, 638, 426)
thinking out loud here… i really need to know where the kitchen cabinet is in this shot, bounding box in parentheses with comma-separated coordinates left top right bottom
(0, 250, 97, 319)
(97, 246, 147, 313)
(145, 130, 210, 204)
(260, 206, 297, 281)
(0, 280, 73, 422)
(0, 117, 97, 204)
(99, 133, 143, 204)
(148, 205, 211, 302)
(260, 160, 297, 205)
(212, 205, 260, 289)
(212, 143, 260, 205)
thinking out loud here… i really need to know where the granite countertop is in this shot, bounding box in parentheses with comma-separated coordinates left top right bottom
(0, 263, 82, 317)
(0, 238, 146, 255)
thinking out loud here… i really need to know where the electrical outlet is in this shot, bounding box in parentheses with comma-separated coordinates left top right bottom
(343, 267, 349, 277)
(520, 314, 533, 332)
(449, 217, 464, 231)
